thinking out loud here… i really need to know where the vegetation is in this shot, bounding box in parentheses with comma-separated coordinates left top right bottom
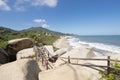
(100, 61, 120, 80)
(0, 26, 64, 48)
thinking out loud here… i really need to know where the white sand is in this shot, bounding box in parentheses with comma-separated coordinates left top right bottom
(39, 36, 120, 80)
(53, 36, 70, 49)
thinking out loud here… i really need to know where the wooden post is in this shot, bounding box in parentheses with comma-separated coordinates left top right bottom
(46, 61, 49, 70)
(68, 56, 71, 63)
(107, 56, 110, 75)
(42, 57, 44, 66)
(48, 53, 49, 58)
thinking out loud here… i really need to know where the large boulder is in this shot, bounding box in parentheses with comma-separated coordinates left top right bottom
(0, 59, 40, 80)
(7, 38, 33, 61)
(39, 64, 100, 80)
(17, 48, 35, 60)
(44, 45, 54, 56)
(0, 48, 9, 64)
(17, 45, 54, 60)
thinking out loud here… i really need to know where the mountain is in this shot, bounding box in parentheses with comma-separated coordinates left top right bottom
(22, 27, 65, 35)
(0, 26, 66, 48)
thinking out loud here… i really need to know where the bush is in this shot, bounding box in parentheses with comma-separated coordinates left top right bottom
(0, 41, 7, 49)
(100, 61, 120, 80)
(31, 33, 59, 45)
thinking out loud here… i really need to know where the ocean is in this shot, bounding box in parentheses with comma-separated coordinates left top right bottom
(67, 35, 120, 56)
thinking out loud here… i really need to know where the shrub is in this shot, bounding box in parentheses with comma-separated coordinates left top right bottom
(100, 61, 120, 80)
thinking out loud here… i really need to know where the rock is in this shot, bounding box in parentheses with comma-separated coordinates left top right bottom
(17, 48, 35, 60)
(6, 38, 33, 61)
(0, 59, 40, 80)
(0, 48, 9, 64)
(44, 45, 54, 56)
(48, 48, 68, 63)
(17, 45, 54, 60)
(39, 64, 100, 80)
(55, 48, 68, 56)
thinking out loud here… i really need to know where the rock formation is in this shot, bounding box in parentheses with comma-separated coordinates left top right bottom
(0, 59, 40, 80)
(17, 48, 35, 60)
(6, 38, 33, 61)
(0, 48, 9, 64)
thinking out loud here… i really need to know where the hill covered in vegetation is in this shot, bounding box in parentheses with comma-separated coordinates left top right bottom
(0, 26, 66, 48)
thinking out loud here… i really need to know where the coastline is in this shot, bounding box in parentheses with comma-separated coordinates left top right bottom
(53, 36, 70, 49)
(1, 36, 120, 80)
(50, 36, 120, 80)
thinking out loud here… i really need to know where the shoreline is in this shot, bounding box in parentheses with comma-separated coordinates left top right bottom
(1, 36, 120, 80)
(53, 36, 71, 49)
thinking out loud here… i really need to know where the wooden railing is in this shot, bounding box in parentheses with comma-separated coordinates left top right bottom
(33, 43, 53, 70)
(60, 56, 120, 75)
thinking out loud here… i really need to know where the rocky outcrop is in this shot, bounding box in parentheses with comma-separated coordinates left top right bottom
(17, 48, 35, 60)
(0, 48, 9, 64)
(0, 59, 40, 80)
(6, 38, 33, 61)
(44, 45, 54, 56)
(39, 64, 100, 80)
(17, 45, 54, 60)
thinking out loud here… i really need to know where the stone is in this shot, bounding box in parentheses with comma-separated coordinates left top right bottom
(0, 48, 9, 64)
(6, 38, 33, 61)
(0, 59, 40, 80)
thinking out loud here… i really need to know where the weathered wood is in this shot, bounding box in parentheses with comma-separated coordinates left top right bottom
(33, 43, 54, 69)
(61, 57, 108, 61)
(107, 56, 110, 75)
(61, 57, 120, 62)
(71, 63, 107, 68)
(68, 56, 71, 63)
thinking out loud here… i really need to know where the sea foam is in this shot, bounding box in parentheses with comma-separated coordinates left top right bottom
(67, 36, 120, 56)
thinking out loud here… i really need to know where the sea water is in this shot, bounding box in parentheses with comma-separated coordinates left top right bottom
(67, 35, 120, 56)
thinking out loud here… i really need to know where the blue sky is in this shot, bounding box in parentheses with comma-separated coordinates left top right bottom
(0, 0, 120, 35)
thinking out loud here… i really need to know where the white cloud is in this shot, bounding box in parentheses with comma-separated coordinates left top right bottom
(34, 19, 46, 23)
(41, 24, 50, 28)
(32, 0, 58, 7)
(14, 0, 58, 11)
(0, 0, 11, 11)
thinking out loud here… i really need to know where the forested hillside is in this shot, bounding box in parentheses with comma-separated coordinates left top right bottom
(0, 26, 65, 48)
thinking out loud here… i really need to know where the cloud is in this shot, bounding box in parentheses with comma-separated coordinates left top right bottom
(34, 19, 46, 23)
(14, 0, 58, 11)
(41, 24, 50, 28)
(0, 0, 11, 11)
(32, 0, 58, 7)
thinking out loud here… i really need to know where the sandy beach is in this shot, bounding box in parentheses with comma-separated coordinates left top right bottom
(39, 36, 120, 80)
(1, 36, 120, 80)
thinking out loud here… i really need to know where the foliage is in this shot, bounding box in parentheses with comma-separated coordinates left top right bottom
(100, 61, 120, 80)
(30, 32, 60, 45)
(0, 41, 7, 49)
(0, 27, 62, 48)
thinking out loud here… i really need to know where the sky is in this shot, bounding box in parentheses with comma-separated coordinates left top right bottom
(0, 0, 120, 35)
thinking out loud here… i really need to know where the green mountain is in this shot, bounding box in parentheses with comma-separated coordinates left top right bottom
(0, 26, 65, 48)
(24, 27, 65, 35)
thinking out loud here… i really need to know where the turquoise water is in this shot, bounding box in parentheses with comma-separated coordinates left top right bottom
(68, 35, 120, 55)
(77, 35, 120, 46)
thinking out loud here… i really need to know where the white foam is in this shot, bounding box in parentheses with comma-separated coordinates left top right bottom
(67, 36, 120, 56)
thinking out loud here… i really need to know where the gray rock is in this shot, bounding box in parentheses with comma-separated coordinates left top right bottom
(0, 48, 9, 64)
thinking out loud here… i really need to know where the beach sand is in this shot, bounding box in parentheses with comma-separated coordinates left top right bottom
(39, 36, 120, 80)
(38, 36, 102, 80)
(53, 36, 70, 49)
